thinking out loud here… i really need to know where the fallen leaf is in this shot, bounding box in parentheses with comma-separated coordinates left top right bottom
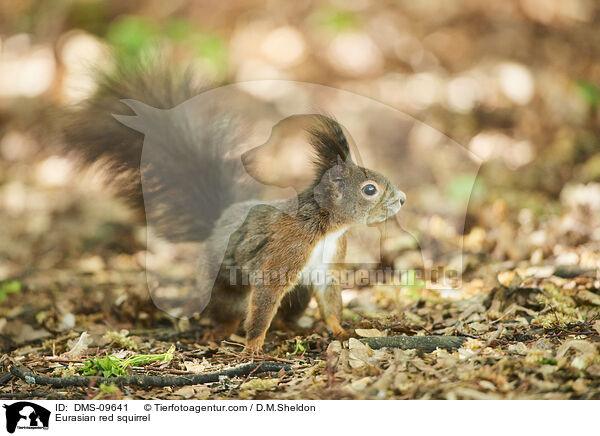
(576, 290, 600, 306)
(62, 331, 92, 359)
(497, 270, 521, 288)
(355, 328, 382, 338)
(174, 386, 196, 399)
(184, 359, 210, 374)
(240, 378, 280, 391)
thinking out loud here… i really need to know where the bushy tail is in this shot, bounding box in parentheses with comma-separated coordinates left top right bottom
(62, 59, 244, 242)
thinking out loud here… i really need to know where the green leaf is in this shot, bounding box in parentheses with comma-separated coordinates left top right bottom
(99, 383, 117, 394)
(314, 9, 360, 33)
(189, 32, 227, 75)
(576, 79, 600, 110)
(93, 383, 118, 400)
(78, 345, 176, 378)
(291, 338, 306, 355)
(121, 344, 176, 369)
(106, 15, 159, 58)
(1, 280, 22, 294)
(0, 280, 22, 303)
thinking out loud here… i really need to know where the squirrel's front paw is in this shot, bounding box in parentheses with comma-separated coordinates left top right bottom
(325, 315, 351, 339)
(243, 337, 264, 357)
(331, 328, 352, 340)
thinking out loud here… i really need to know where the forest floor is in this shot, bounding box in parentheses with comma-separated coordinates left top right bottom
(1, 173, 599, 400)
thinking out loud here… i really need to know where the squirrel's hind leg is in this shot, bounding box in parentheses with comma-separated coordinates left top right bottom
(276, 284, 313, 327)
(244, 284, 289, 355)
(204, 275, 249, 341)
(201, 318, 242, 343)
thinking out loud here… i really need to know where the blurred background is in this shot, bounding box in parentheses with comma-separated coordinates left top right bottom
(1, 1, 600, 401)
(0, 0, 599, 319)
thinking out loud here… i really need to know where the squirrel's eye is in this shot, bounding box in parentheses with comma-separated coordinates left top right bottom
(361, 183, 378, 197)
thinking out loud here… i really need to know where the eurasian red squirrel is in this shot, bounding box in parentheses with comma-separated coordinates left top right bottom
(63, 62, 406, 355)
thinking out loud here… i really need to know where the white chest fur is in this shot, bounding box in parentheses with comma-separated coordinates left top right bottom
(298, 228, 347, 289)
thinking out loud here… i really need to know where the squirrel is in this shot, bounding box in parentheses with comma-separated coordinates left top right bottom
(62, 61, 406, 355)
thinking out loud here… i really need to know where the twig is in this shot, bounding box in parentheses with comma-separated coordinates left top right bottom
(553, 265, 597, 279)
(221, 340, 245, 348)
(220, 348, 296, 364)
(0, 372, 14, 385)
(359, 336, 467, 352)
(380, 321, 416, 332)
(0, 391, 76, 400)
(10, 362, 291, 388)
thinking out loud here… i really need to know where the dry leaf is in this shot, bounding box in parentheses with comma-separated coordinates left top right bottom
(174, 386, 196, 399)
(576, 290, 600, 306)
(355, 328, 382, 338)
(240, 378, 280, 391)
(62, 331, 92, 359)
(184, 359, 210, 374)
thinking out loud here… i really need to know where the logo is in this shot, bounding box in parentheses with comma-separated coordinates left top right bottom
(115, 85, 477, 318)
(3, 402, 50, 433)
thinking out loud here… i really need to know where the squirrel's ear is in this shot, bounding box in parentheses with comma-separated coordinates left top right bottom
(328, 154, 350, 198)
(330, 155, 349, 179)
(314, 154, 349, 206)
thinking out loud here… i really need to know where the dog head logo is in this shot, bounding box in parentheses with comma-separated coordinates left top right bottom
(3, 402, 50, 433)
(112, 82, 479, 318)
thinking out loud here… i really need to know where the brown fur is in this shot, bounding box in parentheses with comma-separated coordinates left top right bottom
(62, 61, 405, 355)
(204, 120, 405, 355)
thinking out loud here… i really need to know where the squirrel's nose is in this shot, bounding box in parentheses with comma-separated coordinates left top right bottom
(398, 190, 407, 206)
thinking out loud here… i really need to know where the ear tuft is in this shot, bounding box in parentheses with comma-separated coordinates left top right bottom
(307, 115, 352, 176)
